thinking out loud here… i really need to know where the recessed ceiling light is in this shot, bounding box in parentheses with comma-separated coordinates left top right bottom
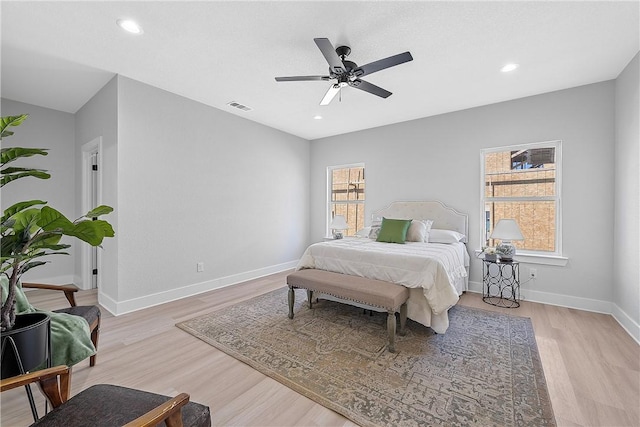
(117, 19, 143, 35)
(500, 63, 519, 73)
(313, 115, 323, 120)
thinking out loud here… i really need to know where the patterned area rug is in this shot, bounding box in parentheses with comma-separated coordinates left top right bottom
(177, 288, 555, 427)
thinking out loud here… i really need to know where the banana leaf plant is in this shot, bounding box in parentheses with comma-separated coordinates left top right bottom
(1, 114, 115, 331)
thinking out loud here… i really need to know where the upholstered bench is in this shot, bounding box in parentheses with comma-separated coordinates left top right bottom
(286, 269, 410, 353)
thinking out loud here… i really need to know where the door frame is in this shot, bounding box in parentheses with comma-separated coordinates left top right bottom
(80, 137, 103, 291)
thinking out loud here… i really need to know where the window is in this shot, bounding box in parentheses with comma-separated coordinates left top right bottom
(327, 164, 365, 237)
(481, 141, 562, 256)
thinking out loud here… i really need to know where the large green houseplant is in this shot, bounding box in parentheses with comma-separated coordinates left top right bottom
(1, 114, 114, 331)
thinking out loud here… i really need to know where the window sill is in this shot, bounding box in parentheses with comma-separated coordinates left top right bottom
(474, 250, 568, 266)
(323, 236, 361, 241)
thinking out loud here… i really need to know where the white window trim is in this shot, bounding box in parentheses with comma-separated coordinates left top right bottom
(480, 140, 567, 266)
(326, 163, 365, 238)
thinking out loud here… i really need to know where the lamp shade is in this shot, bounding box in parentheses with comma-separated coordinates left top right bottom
(330, 215, 348, 230)
(490, 219, 524, 241)
(490, 219, 523, 261)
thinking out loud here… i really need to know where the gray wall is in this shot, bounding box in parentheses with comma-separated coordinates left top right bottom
(0, 99, 76, 283)
(115, 76, 310, 306)
(614, 52, 640, 338)
(2, 75, 311, 314)
(310, 81, 616, 308)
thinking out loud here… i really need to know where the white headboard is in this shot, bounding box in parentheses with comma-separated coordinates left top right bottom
(371, 200, 468, 237)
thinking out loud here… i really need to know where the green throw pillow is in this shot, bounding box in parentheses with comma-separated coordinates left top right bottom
(376, 218, 412, 244)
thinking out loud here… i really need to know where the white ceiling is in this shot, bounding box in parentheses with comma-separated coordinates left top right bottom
(2, 1, 638, 140)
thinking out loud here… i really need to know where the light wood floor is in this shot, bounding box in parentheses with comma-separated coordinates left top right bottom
(2, 271, 638, 426)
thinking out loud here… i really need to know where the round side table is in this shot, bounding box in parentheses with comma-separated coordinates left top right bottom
(482, 258, 520, 308)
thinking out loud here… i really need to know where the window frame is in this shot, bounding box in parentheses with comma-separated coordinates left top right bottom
(326, 163, 365, 238)
(480, 140, 567, 266)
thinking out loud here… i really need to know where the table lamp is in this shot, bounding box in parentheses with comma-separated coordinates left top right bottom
(330, 215, 348, 239)
(490, 219, 524, 261)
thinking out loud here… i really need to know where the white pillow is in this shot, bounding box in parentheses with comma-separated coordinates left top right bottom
(406, 219, 434, 242)
(368, 224, 381, 239)
(428, 229, 467, 244)
(355, 227, 371, 237)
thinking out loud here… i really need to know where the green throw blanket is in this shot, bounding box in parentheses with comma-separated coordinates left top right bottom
(1, 277, 96, 367)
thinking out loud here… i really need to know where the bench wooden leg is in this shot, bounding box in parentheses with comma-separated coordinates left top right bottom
(387, 311, 396, 353)
(399, 303, 407, 336)
(288, 287, 295, 319)
(306, 289, 313, 309)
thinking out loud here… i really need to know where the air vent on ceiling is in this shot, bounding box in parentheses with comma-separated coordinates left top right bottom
(226, 101, 253, 112)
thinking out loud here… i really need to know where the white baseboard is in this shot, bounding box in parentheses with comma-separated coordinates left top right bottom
(73, 274, 93, 291)
(99, 260, 298, 317)
(468, 280, 612, 312)
(97, 290, 118, 315)
(521, 288, 613, 314)
(20, 274, 76, 286)
(612, 303, 640, 345)
(468, 280, 638, 343)
(467, 281, 484, 294)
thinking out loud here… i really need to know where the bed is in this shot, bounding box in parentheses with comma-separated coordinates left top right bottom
(295, 201, 469, 333)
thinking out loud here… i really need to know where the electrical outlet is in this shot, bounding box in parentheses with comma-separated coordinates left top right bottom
(196, 262, 204, 272)
(529, 268, 537, 279)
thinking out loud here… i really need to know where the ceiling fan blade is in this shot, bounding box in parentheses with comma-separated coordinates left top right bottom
(354, 52, 413, 77)
(275, 76, 331, 82)
(314, 38, 346, 75)
(349, 79, 392, 98)
(320, 84, 341, 105)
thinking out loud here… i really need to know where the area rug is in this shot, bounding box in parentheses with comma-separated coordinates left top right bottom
(177, 288, 556, 427)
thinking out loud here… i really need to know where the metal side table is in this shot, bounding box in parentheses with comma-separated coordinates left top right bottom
(482, 258, 520, 308)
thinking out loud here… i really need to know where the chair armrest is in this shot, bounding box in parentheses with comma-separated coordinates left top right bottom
(123, 393, 190, 427)
(22, 282, 79, 307)
(0, 365, 70, 408)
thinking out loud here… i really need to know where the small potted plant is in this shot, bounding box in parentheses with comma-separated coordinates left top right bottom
(1, 114, 115, 332)
(481, 246, 497, 262)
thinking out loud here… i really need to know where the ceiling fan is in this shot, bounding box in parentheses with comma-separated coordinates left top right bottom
(275, 38, 413, 106)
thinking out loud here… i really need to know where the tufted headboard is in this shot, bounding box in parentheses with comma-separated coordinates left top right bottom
(371, 200, 468, 238)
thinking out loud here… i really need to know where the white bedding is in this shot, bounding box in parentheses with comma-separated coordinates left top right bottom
(295, 238, 469, 333)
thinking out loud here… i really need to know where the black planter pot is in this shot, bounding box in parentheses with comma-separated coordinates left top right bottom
(1, 312, 51, 379)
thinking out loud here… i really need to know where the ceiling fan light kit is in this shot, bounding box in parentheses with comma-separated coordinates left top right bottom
(275, 38, 413, 106)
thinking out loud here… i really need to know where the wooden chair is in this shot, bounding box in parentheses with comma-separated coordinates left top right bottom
(22, 283, 101, 366)
(0, 366, 212, 427)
